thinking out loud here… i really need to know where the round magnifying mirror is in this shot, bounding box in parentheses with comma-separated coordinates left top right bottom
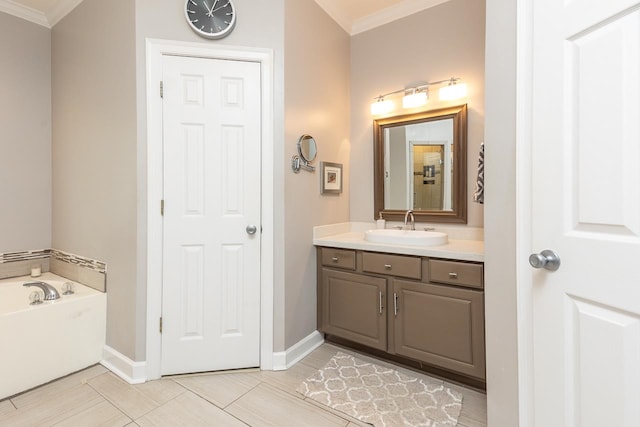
(297, 135, 317, 163)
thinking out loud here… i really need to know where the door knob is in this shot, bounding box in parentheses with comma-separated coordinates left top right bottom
(246, 225, 258, 235)
(529, 250, 561, 271)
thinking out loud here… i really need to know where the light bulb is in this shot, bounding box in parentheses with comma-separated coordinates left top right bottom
(439, 83, 467, 101)
(370, 99, 394, 116)
(402, 91, 428, 108)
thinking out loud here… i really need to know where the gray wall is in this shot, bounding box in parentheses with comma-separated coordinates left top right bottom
(0, 12, 51, 253)
(284, 0, 351, 348)
(350, 0, 485, 227)
(52, 0, 138, 358)
(484, 0, 520, 424)
(388, 126, 408, 208)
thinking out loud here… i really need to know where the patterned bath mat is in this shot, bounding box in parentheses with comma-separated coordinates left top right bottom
(297, 352, 463, 427)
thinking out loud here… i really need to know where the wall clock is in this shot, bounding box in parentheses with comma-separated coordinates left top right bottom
(185, 0, 236, 39)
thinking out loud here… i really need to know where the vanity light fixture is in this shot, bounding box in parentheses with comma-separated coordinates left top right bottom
(370, 96, 395, 116)
(370, 77, 467, 116)
(438, 78, 468, 101)
(402, 88, 428, 108)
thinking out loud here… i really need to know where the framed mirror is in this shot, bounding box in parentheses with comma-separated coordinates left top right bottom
(374, 104, 467, 223)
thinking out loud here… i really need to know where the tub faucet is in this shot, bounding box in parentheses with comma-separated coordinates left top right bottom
(23, 281, 60, 301)
(404, 210, 415, 230)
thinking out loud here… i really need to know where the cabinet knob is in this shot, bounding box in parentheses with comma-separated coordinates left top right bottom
(332, 257, 340, 262)
(448, 272, 458, 279)
(384, 264, 392, 270)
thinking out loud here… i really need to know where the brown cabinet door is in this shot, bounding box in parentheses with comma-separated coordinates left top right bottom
(392, 280, 485, 379)
(320, 269, 387, 351)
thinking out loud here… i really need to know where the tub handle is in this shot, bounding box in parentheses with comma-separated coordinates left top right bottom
(29, 290, 44, 305)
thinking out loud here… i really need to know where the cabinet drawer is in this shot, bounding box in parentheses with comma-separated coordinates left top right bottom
(362, 252, 421, 280)
(429, 259, 483, 289)
(321, 248, 356, 270)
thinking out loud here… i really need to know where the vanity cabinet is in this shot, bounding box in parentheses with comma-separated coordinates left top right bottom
(317, 247, 485, 382)
(321, 269, 387, 351)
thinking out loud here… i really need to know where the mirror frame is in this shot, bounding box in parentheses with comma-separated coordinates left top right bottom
(373, 104, 468, 224)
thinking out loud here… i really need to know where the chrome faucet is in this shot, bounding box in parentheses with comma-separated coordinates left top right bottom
(404, 210, 415, 230)
(23, 281, 60, 301)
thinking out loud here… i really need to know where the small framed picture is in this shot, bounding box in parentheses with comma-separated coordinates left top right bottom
(321, 162, 343, 194)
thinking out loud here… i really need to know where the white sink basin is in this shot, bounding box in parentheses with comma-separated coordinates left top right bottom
(364, 229, 448, 246)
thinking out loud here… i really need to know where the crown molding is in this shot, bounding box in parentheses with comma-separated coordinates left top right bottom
(46, 0, 83, 26)
(313, 0, 353, 34)
(0, 0, 49, 27)
(0, 0, 84, 28)
(351, 0, 451, 35)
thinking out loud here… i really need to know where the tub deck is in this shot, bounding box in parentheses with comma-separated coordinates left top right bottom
(0, 273, 106, 400)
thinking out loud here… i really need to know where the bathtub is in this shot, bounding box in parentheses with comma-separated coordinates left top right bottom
(0, 272, 106, 400)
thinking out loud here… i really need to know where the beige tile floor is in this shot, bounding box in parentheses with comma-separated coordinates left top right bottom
(0, 343, 487, 426)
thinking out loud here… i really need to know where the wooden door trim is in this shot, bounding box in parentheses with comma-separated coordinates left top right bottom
(144, 39, 275, 380)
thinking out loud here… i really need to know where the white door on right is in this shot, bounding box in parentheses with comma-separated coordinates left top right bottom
(531, 1, 640, 426)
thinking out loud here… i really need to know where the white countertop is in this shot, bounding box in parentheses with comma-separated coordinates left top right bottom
(313, 222, 484, 262)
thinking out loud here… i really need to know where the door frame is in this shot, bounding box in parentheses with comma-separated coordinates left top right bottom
(406, 141, 450, 211)
(144, 38, 275, 380)
(484, 0, 535, 424)
(514, 0, 535, 423)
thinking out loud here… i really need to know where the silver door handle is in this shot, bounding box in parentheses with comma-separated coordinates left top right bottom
(246, 225, 258, 235)
(529, 249, 561, 271)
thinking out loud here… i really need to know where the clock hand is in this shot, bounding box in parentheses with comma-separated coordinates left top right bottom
(203, 0, 213, 16)
(211, 1, 230, 14)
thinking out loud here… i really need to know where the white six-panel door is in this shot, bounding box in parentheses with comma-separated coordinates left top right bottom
(531, 1, 640, 425)
(160, 55, 262, 375)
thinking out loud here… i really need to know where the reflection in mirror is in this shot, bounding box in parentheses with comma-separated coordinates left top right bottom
(298, 134, 317, 163)
(385, 119, 453, 211)
(374, 105, 467, 223)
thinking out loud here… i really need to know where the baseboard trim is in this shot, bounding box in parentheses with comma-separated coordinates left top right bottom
(101, 345, 147, 384)
(272, 330, 324, 371)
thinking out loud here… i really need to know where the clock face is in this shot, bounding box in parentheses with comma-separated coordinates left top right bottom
(185, 0, 236, 39)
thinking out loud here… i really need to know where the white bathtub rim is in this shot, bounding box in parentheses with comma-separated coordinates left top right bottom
(0, 272, 101, 316)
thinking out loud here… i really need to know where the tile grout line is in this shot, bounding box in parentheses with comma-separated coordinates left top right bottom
(82, 385, 133, 424)
(164, 377, 253, 426)
(134, 386, 191, 423)
(302, 397, 357, 427)
(85, 374, 157, 422)
(48, 398, 132, 427)
(145, 380, 189, 407)
(220, 378, 264, 411)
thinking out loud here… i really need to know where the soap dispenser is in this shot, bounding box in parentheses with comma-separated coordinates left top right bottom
(376, 212, 386, 229)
